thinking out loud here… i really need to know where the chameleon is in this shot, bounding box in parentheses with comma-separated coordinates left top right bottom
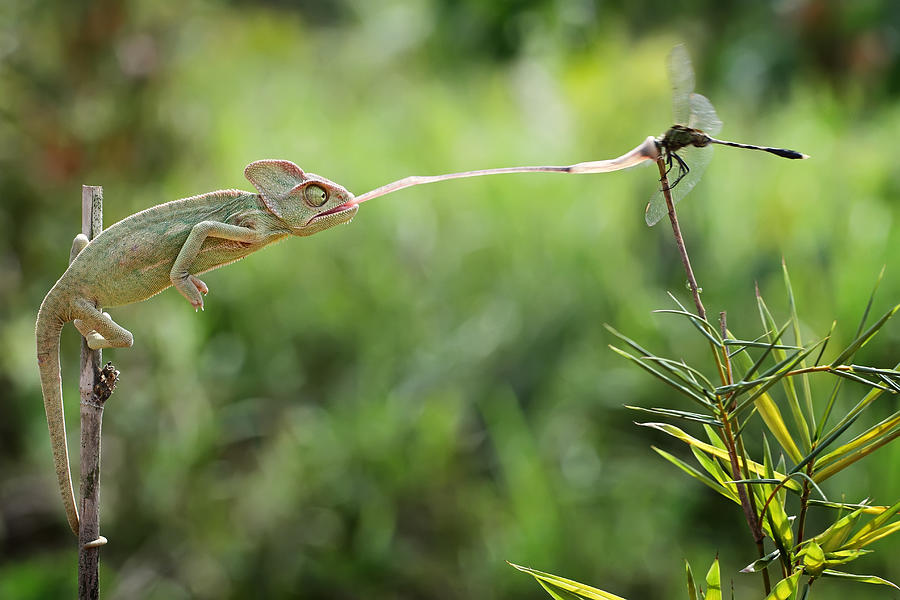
(36, 159, 358, 541)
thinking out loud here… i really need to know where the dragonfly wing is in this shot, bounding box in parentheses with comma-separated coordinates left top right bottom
(689, 93, 722, 135)
(644, 144, 714, 226)
(668, 44, 695, 124)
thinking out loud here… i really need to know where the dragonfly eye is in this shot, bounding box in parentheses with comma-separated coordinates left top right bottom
(304, 184, 328, 207)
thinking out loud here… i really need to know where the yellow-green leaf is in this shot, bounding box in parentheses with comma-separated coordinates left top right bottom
(639, 423, 801, 492)
(765, 492, 794, 550)
(817, 411, 900, 468)
(508, 563, 627, 600)
(845, 499, 900, 548)
(821, 570, 900, 590)
(685, 560, 697, 600)
(808, 508, 864, 552)
(851, 520, 900, 549)
(741, 550, 781, 573)
(813, 421, 900, 482)
(537, 580, 589, 600)
(653, 447, 738, 504)
(824, 549, 872, 566)
(705, 557, 721, 600)
(765, 572, 802, 600)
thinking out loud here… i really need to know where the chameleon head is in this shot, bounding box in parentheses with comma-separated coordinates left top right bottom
(244, 159, 358, 236)
(289, 175, 358, 236)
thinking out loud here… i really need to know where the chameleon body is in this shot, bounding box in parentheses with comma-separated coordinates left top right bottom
(36, 160, 357, 538)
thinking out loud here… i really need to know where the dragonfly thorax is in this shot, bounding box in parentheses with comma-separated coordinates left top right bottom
(657, 124, 711, 153)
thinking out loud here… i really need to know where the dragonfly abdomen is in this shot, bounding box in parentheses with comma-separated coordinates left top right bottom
(709, 138, 809, 160)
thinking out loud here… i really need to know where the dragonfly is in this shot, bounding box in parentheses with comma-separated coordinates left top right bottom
(347, 45, 807, 219)
(644, 44, 808, 226)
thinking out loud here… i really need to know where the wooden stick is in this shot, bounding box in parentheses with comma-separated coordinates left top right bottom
(77, 185, 115, 600)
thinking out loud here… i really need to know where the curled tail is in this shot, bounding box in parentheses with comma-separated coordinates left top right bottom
(36, 291, 79, 536)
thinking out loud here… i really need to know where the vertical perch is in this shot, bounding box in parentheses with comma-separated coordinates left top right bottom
(77, 186, 117, 600)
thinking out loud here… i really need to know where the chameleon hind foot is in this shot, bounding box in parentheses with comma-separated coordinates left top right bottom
(73, 318, 109, 350)
(72, 300, 134, 350)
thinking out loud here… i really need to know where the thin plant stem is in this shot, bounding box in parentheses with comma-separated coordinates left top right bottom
(656, 159, 770, 595)
(795, 461, 815, 550)
(655, 158, 706, 321)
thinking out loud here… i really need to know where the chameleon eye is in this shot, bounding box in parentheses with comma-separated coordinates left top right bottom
(304, 184, 328, 207)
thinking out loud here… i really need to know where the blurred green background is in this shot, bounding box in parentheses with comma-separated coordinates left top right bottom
(2, 1, 900, 598)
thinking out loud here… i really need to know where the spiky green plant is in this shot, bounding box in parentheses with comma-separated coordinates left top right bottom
(513, 262, 900, 598)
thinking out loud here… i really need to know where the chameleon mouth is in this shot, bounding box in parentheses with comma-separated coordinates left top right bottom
(306, 202, 358, 225)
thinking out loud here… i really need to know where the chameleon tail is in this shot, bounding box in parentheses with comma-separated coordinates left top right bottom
(36, 292, 80, 536)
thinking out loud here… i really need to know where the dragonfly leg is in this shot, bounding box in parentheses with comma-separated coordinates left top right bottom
(668, 151, 691, 188)
(664, 152, 676, 176)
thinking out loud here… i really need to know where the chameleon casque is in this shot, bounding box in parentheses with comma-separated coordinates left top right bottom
(36, 159, 358, 540)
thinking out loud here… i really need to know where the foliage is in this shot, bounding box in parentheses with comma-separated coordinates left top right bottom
(516, 264, 900, 598)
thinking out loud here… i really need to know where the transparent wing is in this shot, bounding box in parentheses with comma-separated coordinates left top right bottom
(668, 44, 695, 125)
(689, 93, 722, 135)
(644, 145, 714, 226)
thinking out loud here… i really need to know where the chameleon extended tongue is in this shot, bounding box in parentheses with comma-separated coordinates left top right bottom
(350, 136, 659, 206)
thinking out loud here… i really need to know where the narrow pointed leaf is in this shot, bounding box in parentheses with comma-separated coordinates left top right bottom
(758, 293, 812, 451)
(685, 560, 697, 600)
(813, 428, 900, 482)
(765, 572, 802, 600)
(690, 447, 740, 503)
(508, 563, 628, 600)
(815, 411, 900, 472)
(807, 499, 884, 514)
(820, 570, 900, 590)
(824, 549, 872, 566)
(783, 261, 816, 433)
(537, 580, 587, 600)
(823, 367, 898, 443)
(766, 491, 794, 549)
(808, 508, 865, 552)
(609, 346, 709, 406)
(830, 303, 900, 367)
(845, 499, 900, 547)
(723, 339, 799, 351)
(626, 406, 721, 427)
(639, 423, 801, 492)
(741, 550, 781, 573)
(705, 558, 721, 600)
(851, 520, 900, 548)
(653, 307, 723, 346)
(653, 447, 736, 503)
(642, 356, 716, 392)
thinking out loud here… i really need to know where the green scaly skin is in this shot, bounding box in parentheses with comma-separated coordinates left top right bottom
(36, 160, 358, 541)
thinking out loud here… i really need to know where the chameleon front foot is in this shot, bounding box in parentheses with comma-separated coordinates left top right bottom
(82, 536, 108, 549)
(172, 274, 209, 311)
